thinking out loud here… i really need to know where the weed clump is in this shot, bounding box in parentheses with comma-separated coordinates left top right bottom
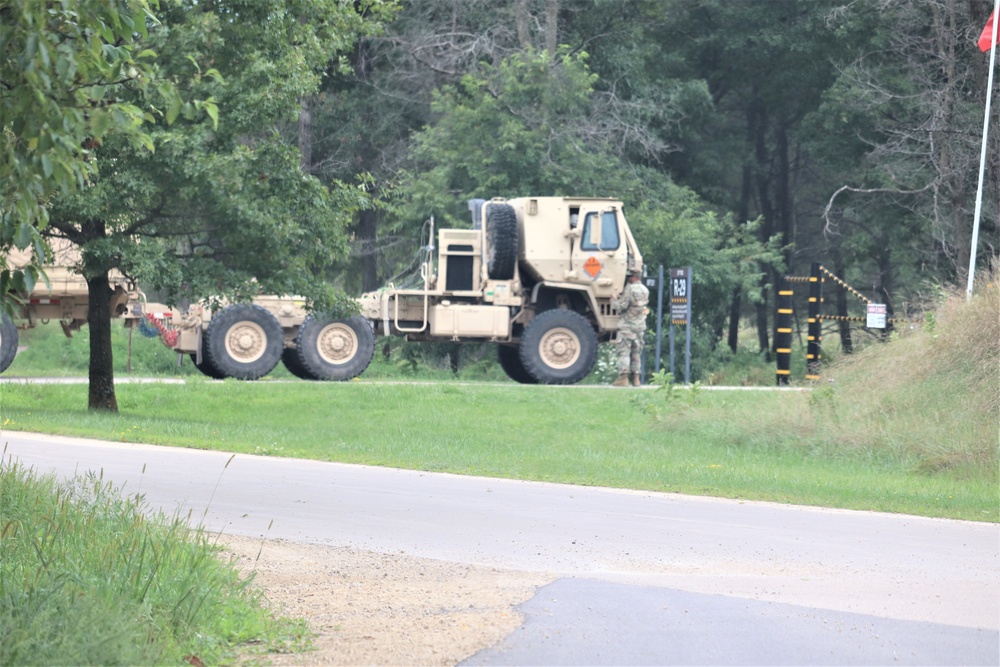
(0, 459, 307, 665)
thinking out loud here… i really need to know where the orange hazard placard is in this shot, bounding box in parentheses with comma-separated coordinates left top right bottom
(583, 256, 602, 279)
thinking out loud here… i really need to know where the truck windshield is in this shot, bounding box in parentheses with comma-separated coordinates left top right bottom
(580, 211, 620, 251)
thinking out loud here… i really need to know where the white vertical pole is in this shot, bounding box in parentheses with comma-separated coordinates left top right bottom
(968, 0, 1000, 301)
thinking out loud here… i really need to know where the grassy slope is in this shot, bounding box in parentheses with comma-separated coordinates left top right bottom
(0, 460, 307, 665)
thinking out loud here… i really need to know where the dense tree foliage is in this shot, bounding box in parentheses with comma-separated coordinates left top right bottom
(2, 0, 393, 410)
(0, 0, 174, 297)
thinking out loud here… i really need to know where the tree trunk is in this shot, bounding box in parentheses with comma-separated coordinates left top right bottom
(755, 278, 771, 360)
(750, 103, 774, 360)
(833, 252, 853, 354)
(298, 97, 313, 173)
(515, 0, 530, 49)
(358, 207, 379, 292)
(87, 272, 118, 412)
(728, 163, 754, 353)
(874, 241, 894, 339)
(545, 0, 559, 57)
(727, 287, 741, 353)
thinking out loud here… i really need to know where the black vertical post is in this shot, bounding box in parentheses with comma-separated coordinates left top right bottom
(654, 265, 664, 375)
(775, 277, 793, 386)
(684, 268, 692, 385)
(806, 262, 823, 381)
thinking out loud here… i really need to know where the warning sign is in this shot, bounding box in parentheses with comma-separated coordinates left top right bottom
(867, 303, 887, 329)
(583, 256, 602, 279)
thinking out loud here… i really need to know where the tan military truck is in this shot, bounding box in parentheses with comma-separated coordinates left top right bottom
(0, 196, 643, 384)
(356, 196, 644, 384)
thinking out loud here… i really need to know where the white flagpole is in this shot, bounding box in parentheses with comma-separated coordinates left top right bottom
(968, 0, 1000, 301)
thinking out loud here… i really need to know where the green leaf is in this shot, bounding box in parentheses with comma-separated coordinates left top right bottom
(203, 101, 219, 129)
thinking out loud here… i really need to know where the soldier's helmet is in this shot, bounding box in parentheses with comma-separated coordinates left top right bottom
(627, 268, 642, 278)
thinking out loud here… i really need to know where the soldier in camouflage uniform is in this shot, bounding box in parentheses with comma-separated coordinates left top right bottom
(611, 269, 649, 387)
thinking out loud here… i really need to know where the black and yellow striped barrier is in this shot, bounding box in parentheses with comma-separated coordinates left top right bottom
(777, 264, 924, 385)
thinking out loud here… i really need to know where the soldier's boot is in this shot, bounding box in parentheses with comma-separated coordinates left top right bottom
(630, 373, 641, 387)
(611, 373, 630, 387)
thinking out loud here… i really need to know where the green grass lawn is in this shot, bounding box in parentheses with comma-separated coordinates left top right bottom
(3, 275, 997, 523)
(2, 379, 995, 522)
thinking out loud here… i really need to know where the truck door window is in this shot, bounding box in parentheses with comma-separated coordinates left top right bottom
(580, 211, 620, 251)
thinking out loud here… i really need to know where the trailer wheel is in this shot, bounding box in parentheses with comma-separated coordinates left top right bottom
(282, 347, 316, 380)
(486, 203, 518, 280)
(202, 304, 283, 380)
(0, 314, 18, 374)
(293, 315, 374, 381)
(519, 309, 598, 385)
(498, 344, 537, 384)
(189, 353, 226, 379)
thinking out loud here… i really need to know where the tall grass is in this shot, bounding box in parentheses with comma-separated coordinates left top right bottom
(801, 272, 999, 478)
(0, 456, 308, 665)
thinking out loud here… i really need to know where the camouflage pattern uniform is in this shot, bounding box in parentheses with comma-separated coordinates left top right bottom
(612, 279, 650, 375)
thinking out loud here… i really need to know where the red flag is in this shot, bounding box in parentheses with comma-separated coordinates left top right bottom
(979, 11, 996, 52)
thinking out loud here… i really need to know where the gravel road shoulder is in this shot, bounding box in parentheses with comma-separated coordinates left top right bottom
(218, 535, 551, 666)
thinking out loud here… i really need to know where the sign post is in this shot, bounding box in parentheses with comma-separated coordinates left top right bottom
(669, 267, 692, 385)
(642, 268, 663, 380)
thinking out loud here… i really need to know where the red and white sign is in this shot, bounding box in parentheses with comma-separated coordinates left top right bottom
(867, 303, 887, 329)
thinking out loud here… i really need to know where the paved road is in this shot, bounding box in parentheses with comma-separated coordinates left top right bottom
(3, 431, 997, 665)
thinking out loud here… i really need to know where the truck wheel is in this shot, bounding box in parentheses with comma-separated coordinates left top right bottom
(202, 304, 283, 380)
(498, 345, 537, 384)
(519, 310, 598, 385)
(282, 347, 316, 380)
(0, 314, 18, 374)
(292, 315, 375, 381)
(189, 353, 226, 379)
(486, 203, 518, 280)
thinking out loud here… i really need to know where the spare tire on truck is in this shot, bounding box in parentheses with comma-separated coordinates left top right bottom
(518, 309, 598, 385)
(0, 313, 18, 374)
(291, 314, 375, 381)
(202, 304, 283, 380)
(486, 203, 518, 280)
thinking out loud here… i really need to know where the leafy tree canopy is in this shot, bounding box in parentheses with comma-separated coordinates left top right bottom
(0, 0, 176, 300)
(45, 0, 396, 313)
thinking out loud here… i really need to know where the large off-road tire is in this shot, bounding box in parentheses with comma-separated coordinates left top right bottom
(292, 314, 375, 381)
(497, 344, 537, 384)
(486, 203, 518, 280)
(189, 353, 226, 379)
(282, 347, 316, 380)
(202, 304, 283, 380)
(519, 309, 598, 385)
(0, 314, 18, 374)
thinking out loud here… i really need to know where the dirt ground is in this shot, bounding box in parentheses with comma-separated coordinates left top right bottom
(217, 535, 550, 666)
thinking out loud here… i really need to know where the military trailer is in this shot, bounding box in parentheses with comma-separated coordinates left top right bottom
(0, 196, 643, 384)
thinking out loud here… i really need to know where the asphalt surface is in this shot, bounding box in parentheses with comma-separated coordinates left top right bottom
(2, 430, 998, 666)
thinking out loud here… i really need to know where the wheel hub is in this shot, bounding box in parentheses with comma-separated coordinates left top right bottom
(225, 322, 266, 363)
(538, 327, 580, 370)
(318, 323, 358, 365)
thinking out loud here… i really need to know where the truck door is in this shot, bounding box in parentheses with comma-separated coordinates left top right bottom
(575, 206, 621, 294)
